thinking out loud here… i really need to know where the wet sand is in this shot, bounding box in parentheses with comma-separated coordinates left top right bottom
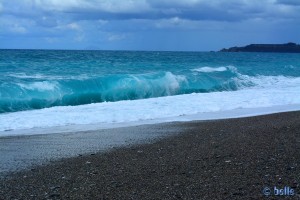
(0, 124, 179, 175)
(1, 111, 300, 199)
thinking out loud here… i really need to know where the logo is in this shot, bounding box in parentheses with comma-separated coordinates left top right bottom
(263, 187, 271, 196)
(263, 186, 295, 196)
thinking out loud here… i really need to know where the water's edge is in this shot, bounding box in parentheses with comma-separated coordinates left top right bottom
(1, 106, 300, 177)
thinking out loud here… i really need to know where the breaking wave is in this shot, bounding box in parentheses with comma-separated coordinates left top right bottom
(1, 66, 299, 113)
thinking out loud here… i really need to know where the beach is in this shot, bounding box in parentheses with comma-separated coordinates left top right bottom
(1, 111, 299, 199)
(1, 1, 300, 199)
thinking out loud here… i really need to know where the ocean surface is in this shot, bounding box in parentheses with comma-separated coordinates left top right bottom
(1, 50, 300, 135)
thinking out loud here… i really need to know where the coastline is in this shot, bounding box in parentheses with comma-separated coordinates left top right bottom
(0, 123, 181, 176)
(3, 103, 300, 137)
(1, 111, 300, 199)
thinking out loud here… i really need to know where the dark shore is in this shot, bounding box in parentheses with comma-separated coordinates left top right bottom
(1, 111, 300, 199)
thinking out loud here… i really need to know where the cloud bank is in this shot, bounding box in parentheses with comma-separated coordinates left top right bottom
(0, 0, 299, 50)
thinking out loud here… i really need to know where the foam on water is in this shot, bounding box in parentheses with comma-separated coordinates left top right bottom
(191, 66, 228, 73)
(8, 73, 90, 80)
(0, 72, 191, 113)
(1, 50, 300, 136)
(1, 75, 300, 135)
(0, 66, 265, 113)
(17, 81, 59, 91)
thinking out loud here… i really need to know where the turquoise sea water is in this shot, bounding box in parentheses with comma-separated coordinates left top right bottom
(1, 50, 299, 114)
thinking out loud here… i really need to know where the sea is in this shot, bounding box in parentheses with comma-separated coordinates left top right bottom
(1, 49, 300, 136)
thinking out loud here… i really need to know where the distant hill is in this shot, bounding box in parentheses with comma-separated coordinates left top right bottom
(220, 43, 300, 53)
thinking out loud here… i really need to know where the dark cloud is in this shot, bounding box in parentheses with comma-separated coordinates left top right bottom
(1, 0, 300, 50)
(60, 1, 255, 22)
(146, 0, 267, 21)
(48, 0, 299, 23)
(2, 0, 299, 24)
(276, 0, 300, 6)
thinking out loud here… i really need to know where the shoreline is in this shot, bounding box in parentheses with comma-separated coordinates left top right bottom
(0, 122, 182, 176)
(2, 104, 300, 137)
(1, 111, 300, 199)
(1, 106, 300, 175)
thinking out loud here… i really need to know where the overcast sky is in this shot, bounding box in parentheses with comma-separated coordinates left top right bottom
(0, 0, 300, 51)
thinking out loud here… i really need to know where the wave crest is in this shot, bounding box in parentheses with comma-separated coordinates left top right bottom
(17, 81, 58, 91)
(0, 72, 187, 113)
(2, 66, 297, 114)
(191, 66, 228, 73)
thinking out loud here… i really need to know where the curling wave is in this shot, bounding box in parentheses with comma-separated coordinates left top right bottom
(0, 65, 297, 113)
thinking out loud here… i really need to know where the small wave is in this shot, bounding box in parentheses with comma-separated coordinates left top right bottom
(8, 73, 46, 79)
(284, 65, 296, 69)
(244, 75, 300, 89)
(7, 73, 90, 80)
(191, 66, 228, 73)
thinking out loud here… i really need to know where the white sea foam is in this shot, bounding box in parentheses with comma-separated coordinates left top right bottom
(8, 73, 90, 80)
(157, 72, 187, 94)
(109, 72, 187, 97)
(8, 73, 46, 79)
(1, 75, 300, 136)
(192, 66, 228, 73)
(17, 81, 58, 91)
(233, 75, 300, 90)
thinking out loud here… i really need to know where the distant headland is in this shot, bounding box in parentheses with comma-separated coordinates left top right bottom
(220, 42, 300, 53)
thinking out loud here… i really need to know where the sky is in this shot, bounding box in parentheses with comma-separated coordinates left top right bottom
(0, 0, 300, 51)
